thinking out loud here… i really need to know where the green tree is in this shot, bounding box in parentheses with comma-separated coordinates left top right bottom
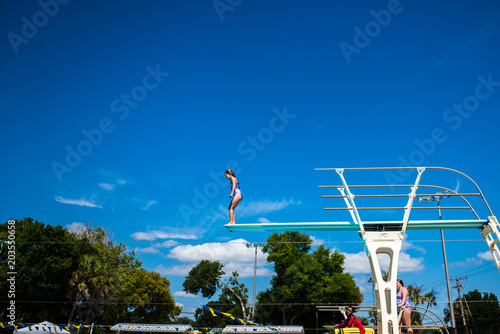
(404, 283, 439, 328)
(100, 267, 181, 324)
(0, 218, 88, 323)
(445, 290, 500, 333)
(67, 224, 140, 325)
(183, 260, 225, 298)
(407, 284, 426, 307)
(423, 289, 437, 312)
(257, 232, 362, 329)
(184, 260, 252, 321)
(0, 218, 180, 327)
(192, 274, 250, 330)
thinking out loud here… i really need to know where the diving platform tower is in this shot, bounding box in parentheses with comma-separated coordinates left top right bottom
(225, 167, 500, 334)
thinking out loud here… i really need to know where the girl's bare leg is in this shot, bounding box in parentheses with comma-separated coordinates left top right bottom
(403, 309, 413, 333)
(228, 194, 242, 224)
(228, 206, 235, 224)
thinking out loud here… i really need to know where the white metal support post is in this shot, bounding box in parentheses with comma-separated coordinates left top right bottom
(336, 168, 425, 334)
(364, 232, 403, 334)
(480, 216, 500, 272)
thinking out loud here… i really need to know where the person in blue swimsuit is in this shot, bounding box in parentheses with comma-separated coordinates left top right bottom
(225, 169, 242, 224)
(396, 279, 413, 334)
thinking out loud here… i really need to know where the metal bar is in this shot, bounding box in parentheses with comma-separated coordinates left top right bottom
(336, 169, 365, 234)
(324, 206, 471, 210)
(316, 166, 494, 216)
(338, 187, 358, 223)
(321, 183, 481, 218)
(321, 193, 480, 198)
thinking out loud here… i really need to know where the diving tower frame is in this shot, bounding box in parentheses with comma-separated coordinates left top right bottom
(224, 167, 500, 334)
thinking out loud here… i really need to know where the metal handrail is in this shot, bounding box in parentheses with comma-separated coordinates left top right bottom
(315, 166, 494, 216)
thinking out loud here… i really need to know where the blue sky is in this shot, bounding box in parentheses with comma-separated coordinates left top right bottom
(2, 0, 500, 325)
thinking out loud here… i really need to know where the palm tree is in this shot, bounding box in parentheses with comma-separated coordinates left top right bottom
(405, 284, 439, 328)
(407, 284, 425, 306)
(67, 254, 94, 326)
(407, 284, 426, 327)
(67, 225, 135, 325)
(423, 289, 437, 313)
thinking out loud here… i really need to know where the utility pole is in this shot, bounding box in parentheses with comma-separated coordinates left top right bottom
(418, 192, 457, 334)
(451, 277, 468, 332)
(246, 242, 264, 317)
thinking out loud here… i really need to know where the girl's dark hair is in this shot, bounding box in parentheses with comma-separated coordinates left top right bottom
(225, 169, 235, 177)
(397, 279, 404, 286)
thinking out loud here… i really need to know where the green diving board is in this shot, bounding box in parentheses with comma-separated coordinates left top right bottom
(224, 219, 488, 232)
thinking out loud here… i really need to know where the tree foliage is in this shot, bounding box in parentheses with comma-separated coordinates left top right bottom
(257, 232, 363, 329)
(183, 260, 225, 298)
(406, 283, 438, 326)
(100, 267, 181, 324)
(0, 218, 180, 326)
(0, 218, 88, 323)
(445, 289, 500, 333)
(66, 224, 140, 325)
(184, 260, 253, 322)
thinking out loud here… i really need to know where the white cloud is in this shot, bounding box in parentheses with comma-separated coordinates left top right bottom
(116, 179, 127, 185)
(134, 247, 160, 254)
(174, 291, 198, 298)
(204, 199, 296, 226)
(477, 251, 493, 261)
(343, 251, 371, 274)
(451, 257, 484, 267)
(131, 230, 198, 241)
(167, 238, 267, 263)
(401, 236, 427, 254)
(66, 222, 83, 233)
(55, 196, 102, 208)
(342, 251, 424, 274)
(130, 232, 157, 241)
(99, 183, 115, 191)
(223, 262, 272, 278)
(450, 251, 493, 269)
(311, 236, 325, 246)
(157, 260, 271, 278)
(163, 239, 271, 277)
(354, 275, 373, 294)
(399, 252, 425, 272)
(155, 264, 195, 276)
(141, 200, 158, 210)
(153, 240, 179, 248)
(257, 217, 272, 224)
(238, 199, 296, 217)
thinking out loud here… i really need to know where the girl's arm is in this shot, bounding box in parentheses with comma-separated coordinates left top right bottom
(400, 287, 408, 307)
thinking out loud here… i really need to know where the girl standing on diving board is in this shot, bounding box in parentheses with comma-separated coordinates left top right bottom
(225, 169, 242, 224)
